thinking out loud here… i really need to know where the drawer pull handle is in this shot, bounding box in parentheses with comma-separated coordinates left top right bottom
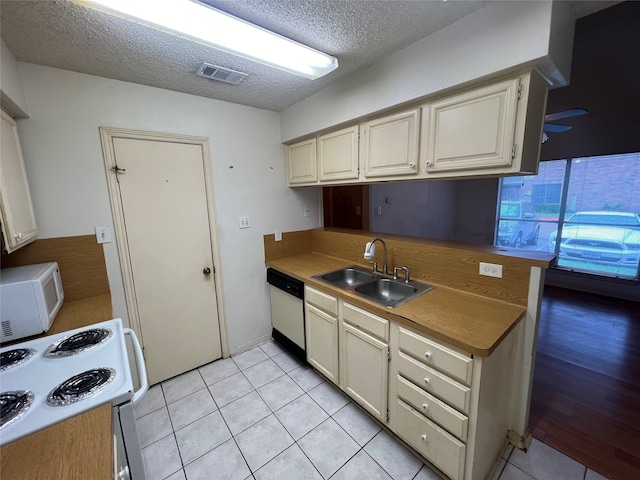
(424, 352, 431, 360)
(423, 377, 430, 385)
(421, 403, 429, 411)
(421, 434, 428, 442)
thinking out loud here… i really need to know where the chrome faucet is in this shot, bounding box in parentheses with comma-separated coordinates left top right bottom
(364, 238, 388, 274)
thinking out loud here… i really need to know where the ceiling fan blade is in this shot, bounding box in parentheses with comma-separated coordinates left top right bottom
(544, 123, 573, 133)
(544, 108, 588, 122)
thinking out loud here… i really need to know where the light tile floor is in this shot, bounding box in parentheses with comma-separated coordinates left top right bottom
(135, 341, 609, 480)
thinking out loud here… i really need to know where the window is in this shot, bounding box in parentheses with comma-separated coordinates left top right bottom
(495, 153, 640, 280)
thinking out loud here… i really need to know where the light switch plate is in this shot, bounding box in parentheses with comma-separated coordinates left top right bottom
(275, 230, 282, 241)
(239, 216, 251, 229)
(95, 226, 112, 244)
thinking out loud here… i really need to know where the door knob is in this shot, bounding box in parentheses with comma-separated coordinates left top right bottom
(203, 267, 212, 275)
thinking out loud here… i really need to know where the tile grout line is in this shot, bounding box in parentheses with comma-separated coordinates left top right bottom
(143, 347, 426, 480)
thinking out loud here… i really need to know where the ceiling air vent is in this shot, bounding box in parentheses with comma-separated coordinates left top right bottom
(196, 63, 248, 85)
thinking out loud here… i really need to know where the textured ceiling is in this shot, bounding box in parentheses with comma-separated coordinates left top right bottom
(0, 0, 619, 112)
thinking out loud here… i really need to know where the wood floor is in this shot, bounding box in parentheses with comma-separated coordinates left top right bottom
(529, 285, 640, 480)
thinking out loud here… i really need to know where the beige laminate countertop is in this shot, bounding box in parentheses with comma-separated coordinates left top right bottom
(0, 294, 115, 477)
(267, 253, 526, 356)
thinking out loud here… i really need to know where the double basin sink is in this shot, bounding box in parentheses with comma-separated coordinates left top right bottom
(313, 265, 435, 308)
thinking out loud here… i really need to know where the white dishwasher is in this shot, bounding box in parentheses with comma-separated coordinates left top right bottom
(267, 268, 306, 360)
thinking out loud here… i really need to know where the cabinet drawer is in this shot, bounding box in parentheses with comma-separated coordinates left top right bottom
(395, 399, 466, 480)
(343, 302, 389, 341)
(396, 375, 468, 441)
(399, 327, 472, 385)
(398, 352, 470, 414)
(305, 286, 338, 316)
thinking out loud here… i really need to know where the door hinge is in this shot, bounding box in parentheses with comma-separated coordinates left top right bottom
(386, 409, 389, 422)
(387, 349, 391, 361)
(511, 144, 518, 159)
(517, 84, 523, 100)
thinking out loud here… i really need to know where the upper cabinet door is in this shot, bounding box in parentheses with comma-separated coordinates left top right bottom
(287, 138, 317, 185)
(425, 77, 520, 173)
(0, 110, 37, 253)
(318, 125, 359, 182)
(362, 108, 420, 179)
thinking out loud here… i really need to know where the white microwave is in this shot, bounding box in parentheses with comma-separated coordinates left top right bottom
(0, 262, 64, 342)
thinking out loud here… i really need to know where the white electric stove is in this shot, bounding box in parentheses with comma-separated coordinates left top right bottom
(0, 318, 149, 479)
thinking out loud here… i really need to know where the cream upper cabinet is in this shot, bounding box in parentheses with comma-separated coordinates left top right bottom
(0, 110, 37, 253)
(422, 70, 547, 178)
(425, 77, 520, 173)
(285, 69, 547, 186)
(287, 138, 317, 185)
(362, 108, 420, 179)
(318, 125, 359, 182)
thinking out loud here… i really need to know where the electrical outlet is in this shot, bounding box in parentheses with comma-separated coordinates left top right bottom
(303, 206, 310, 217)
(239, 216, 251, 229)
(95, 226, 112, 244)
(275, 230, 282, 241)
(479, 262, 503, 278)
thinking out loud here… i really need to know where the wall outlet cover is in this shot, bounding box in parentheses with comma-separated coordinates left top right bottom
(479, 262, 503, 278)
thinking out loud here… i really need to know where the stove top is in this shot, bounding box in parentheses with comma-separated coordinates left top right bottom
(44, 328, 113, 357)
(0, 319, 134, 446)
(0, 391, 34, 429)
(0, 348, 36, 372)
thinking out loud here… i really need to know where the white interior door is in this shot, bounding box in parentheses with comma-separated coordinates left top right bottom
(111, 136, 222, 385)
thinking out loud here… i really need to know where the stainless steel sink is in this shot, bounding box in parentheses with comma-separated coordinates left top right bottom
(355, 278, 434, 308)
(313, 266, 434, 308)
(316, 266, 375, 287)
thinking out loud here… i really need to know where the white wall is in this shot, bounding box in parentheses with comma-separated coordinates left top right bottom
(370, 181, 457, 240)
(16, 63, 319, 353)
(0, 38, 29, 116)
(281, 1, 560, 142)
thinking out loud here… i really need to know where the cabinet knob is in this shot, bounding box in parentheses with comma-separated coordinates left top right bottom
(424, 352, 431, 360)
(14, 232, 23, 240)
(203, 267, 212, 275)
(409, 162, 415, 168)
(426, 160, 432, 167)
(118, 466, 130, 480)
(421, 403, 429, 411)
(423, 377, 430, 385)
(421, 434, 428, 442)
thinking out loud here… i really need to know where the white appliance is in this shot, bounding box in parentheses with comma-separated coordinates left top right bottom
(0, 318, 149, 479)
(0, 262, 64, 342)
(266, 268, 305, 360)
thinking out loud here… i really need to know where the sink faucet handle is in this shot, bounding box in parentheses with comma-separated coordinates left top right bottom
(402, 266, 411, 283)
(393, 266, 402, 280)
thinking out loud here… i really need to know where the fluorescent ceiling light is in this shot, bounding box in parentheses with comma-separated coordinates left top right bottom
(76, 0, 339, 79)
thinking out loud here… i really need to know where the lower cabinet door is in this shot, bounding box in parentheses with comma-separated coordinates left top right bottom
(395, 399, 466, 480)
(306, 304, 339, 383)
(341, 322, 389, 422)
